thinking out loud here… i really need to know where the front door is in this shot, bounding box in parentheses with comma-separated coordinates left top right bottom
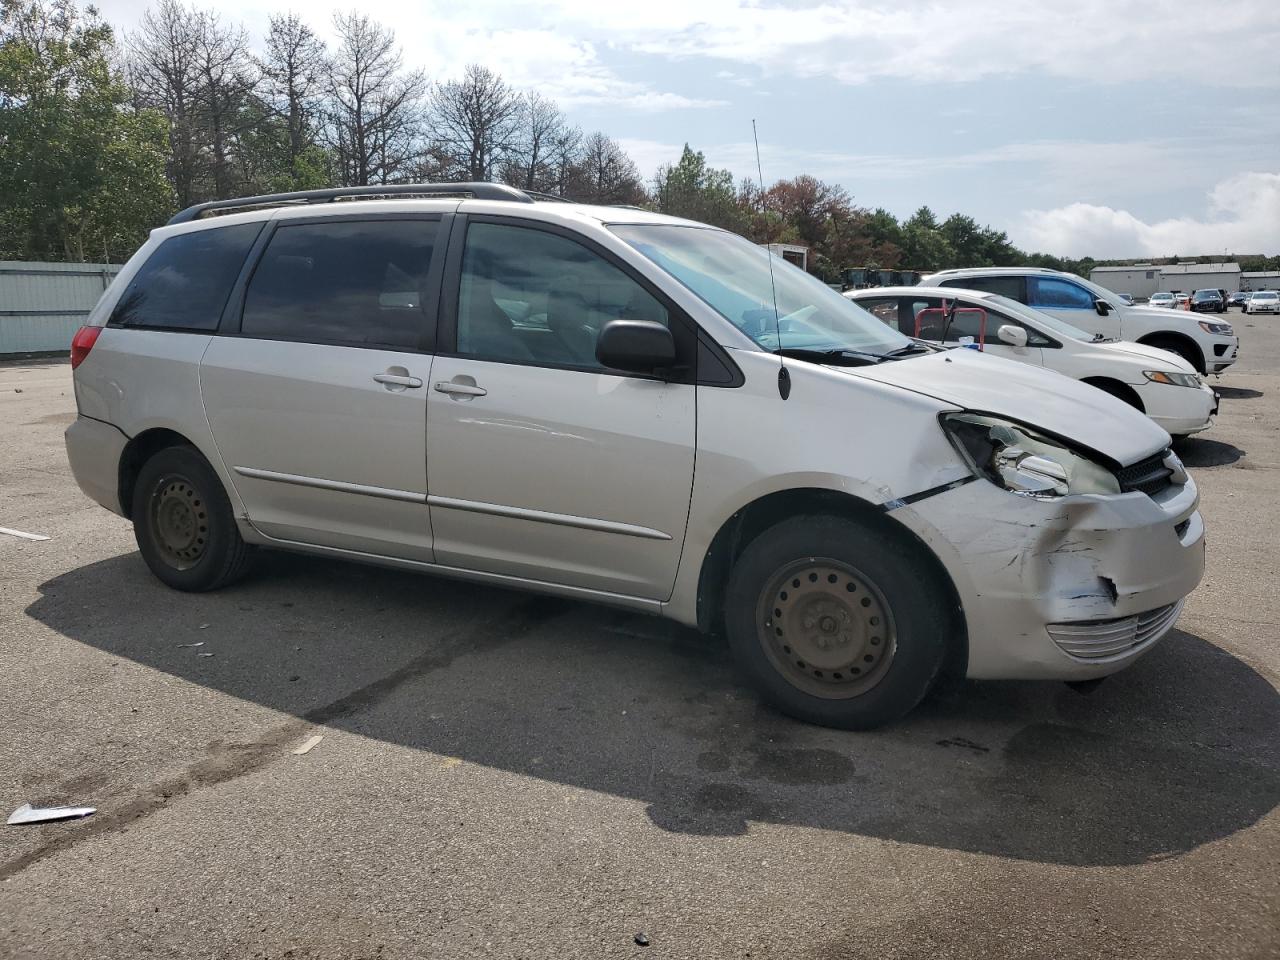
(1025, 275, 1116, 339)
(425, 218, 696, 600)
(201, 215, 445, 561)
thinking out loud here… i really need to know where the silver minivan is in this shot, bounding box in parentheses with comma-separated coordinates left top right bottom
(65, 183, 1206, 729)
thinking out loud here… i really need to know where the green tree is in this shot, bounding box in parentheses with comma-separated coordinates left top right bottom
(653, 144, 743, 231)
(898, 206, 953, 270)
(0, 0, 172, 261)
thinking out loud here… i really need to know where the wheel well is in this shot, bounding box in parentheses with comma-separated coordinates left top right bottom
(1081, 376, 1145, 413)
(1137, 332, 1205, 375)
(695, 488, 967, 676)
(117, 428, 194, 520)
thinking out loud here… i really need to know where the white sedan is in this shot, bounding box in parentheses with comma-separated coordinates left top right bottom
(1244, 291, 1279, 314)
(846, 286, 1217, 436)
(1149, 292, 1178, 309)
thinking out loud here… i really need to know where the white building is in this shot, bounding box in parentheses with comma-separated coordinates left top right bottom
(1155, 262, 1241, 295)
(1090, 262, 1242, 300)
(763, 243, 808, 271)
(1241, 271, 1280, 292)
(1089, 264, 1161, 299)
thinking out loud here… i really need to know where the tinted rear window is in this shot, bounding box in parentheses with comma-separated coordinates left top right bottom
(241, 220, 440, 350)
(939, 275, 1025, 300)
(110, 223, 262, 331)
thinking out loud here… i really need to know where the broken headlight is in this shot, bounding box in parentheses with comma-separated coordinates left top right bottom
(941, 413, 1120, 498)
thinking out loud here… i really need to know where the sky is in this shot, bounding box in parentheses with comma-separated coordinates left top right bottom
(93, 0, 1280, 259)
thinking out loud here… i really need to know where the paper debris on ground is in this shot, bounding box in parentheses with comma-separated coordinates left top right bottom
(292, 734, 324, 755)
(177, 641, 205, 648)
(8, 803, 96, 826)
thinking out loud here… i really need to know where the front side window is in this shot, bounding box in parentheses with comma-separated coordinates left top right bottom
(455, 222, 668, 368)
(241, 219, 439, 349)
(613, 224, 909, 356)
(111, 223, 261, 331)
(1029, 276, 1096, 310)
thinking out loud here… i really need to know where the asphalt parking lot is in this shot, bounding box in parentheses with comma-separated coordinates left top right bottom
(1, 317, 1278, 960)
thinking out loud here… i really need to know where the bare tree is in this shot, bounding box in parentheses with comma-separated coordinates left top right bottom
(325, 12, 426, 186)
(428, 63, 520, 182)
(261, 13, 327, 176)
(190, 9, 255, 199)
(568, 131, 645, 205)
(127, 0, 203, 206)
(501, 91, 571, 192)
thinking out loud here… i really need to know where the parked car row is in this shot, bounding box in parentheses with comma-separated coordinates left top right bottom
(916, 267, 1238, 375)
(1242, 290, 1280, 314)
(845, 285, 1217, 436)
(65, 185, 1209, 731)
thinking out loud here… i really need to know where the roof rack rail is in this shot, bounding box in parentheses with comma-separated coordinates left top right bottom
(166, 182, 535, 226)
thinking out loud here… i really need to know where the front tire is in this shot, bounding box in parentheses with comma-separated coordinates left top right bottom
(132, 445, 255, 591)
(723, 515, 954, 729)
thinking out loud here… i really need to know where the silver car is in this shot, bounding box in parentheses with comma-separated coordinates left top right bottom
(65, 183, 1206, 729)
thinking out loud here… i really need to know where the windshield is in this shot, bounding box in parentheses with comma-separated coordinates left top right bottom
(1193, 290, 1219, 300)
(978, 293, 1097, 341)
(611, 224, 910, 355)
(1152, 293, 1173, 300)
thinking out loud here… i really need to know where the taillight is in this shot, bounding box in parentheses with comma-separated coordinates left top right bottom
(70, 325, 101, 370)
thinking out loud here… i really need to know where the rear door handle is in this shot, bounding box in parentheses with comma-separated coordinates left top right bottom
(434, 381, 487, 398)
(373, 373, 423, 389)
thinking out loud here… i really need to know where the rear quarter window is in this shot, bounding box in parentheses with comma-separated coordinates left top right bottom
(110, 223, 262, 331)
(940, 275, 1025, 301)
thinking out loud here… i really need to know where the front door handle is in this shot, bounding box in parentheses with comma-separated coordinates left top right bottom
(373, 371, 423, 390)
(434, 380, 488, 398)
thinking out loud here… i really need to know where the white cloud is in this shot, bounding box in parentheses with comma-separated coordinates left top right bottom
(537, 0, 1280, 88)
(1017, 173, 1280, 258)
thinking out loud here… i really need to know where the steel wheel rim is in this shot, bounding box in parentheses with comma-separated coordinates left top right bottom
(756, 558, 897, 699)
(149, 474, 208, 570)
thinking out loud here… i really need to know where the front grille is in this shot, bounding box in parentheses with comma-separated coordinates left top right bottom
(1048, 601, 1184, 660)
(1115, 451, 1174, 497)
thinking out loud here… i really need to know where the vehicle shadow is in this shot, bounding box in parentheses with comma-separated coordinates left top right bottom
(1174, 436, 1244, 467)
(25, 551, 1280, 869)
(1215, 386, 1263, 401)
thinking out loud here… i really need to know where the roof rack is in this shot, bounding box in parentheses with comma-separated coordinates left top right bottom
(166, 182, 535, 226)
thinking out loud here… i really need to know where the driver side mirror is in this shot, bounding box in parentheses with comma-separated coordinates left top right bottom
(596, 319, 676, 374)
(996, 324, 1029, 348)
(1095, 298, 1112, 316)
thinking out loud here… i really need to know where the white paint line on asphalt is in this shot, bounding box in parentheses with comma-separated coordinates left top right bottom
(0, 526, 51, 541)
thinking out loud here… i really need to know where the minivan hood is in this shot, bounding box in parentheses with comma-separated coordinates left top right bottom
(843, 349, 1170, 465)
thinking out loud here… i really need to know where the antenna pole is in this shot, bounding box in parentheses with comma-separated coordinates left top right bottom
(753, 119, 788, 399)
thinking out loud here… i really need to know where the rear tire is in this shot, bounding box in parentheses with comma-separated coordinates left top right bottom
(132, 445, 255, 591)
(723, 514, 953, 730)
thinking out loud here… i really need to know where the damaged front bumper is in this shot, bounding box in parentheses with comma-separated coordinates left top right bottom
(891, 474, 1204, 680)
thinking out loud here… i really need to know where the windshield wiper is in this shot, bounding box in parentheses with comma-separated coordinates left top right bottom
(772, 347, 883, 366)
(878, 342, 935, 358)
